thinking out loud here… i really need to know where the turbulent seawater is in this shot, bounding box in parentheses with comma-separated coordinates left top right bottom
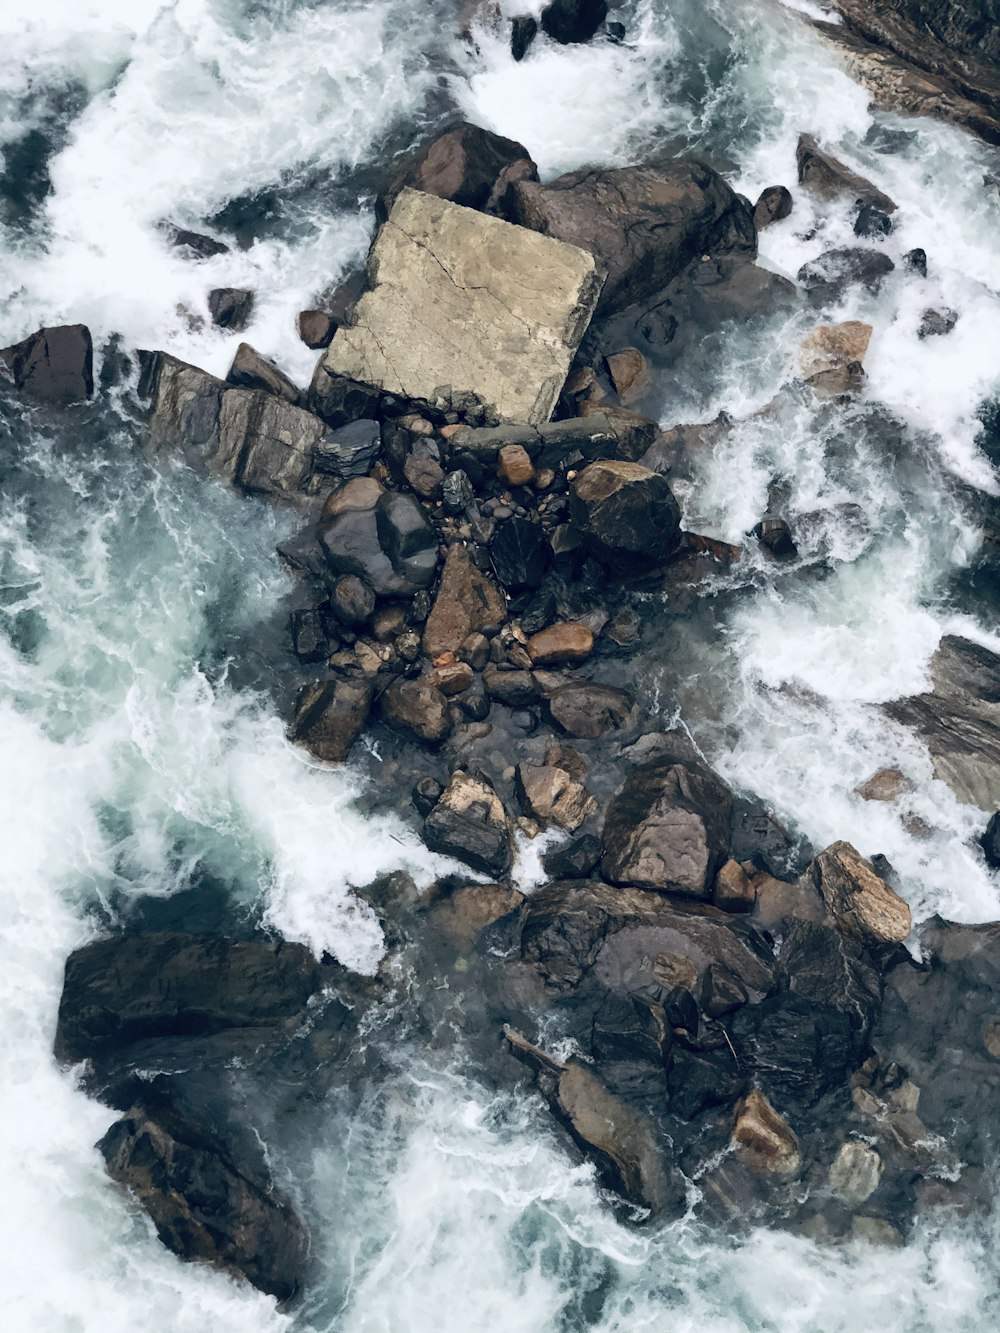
(3, 0, 1000, 1327)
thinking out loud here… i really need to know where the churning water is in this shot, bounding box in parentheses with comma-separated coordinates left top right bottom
(3, 0, 1000, 1327)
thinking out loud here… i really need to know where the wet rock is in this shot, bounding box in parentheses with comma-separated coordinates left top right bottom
(903, 247, 928, 277)
(490, 516, 552, 591)
(515, 763, 598, 832)
(753, 516, 798, 559)
(918, 307, 958, 338)
(527, 622, 593, 666)
(289, 678, 373, 762)
(795, 134, 897, 213)
(289, 607, 330, 664)
(798, 320, 872, 395)
(0, 324, 94, 405)
(313, 417, 381, 481)
(601, 762, 733, 897)
(423, 544, 506, 657)
(857, 768, 911, 802)
(753, 185, 793, 229)
(604, 346, 646, 399)
(99, 1101, 307, 1303)
(297, 309, 335, 349)
(429, 884, 525, 947)
(854, 203, 894, 238)
(828, 1141, 883, 1205)
(510, 15, 538, 61)
(218, 389, 327, 498)
(887, 636, 1000, 810)
(326, 189, 602, 426)
(732, 1089, 801, 1177)
(404, 444, 445, 499)
(569, 460, 681, 572)
(810, 841, 912, 945)
(483, 666, 541, 706)
(714, 859, 756, 914)
(982, 811, 1000, 868)
(540, 0, 608, 45)
(797, 248, 895, 302)
(500, 160, 755, 317)
(330, 574, 376, 627)
(379, 679, 452, 745)
(433, 660, 474, 696)
(548, 681, 637, 738)
(497, 443, 536, 487)
(169, 227, 230, 260)
(542, 832, 603, 879)
(208, 288, 254, 332)
(412, 776, 445, 817)
(442, 468, 475, 515)
(226, 342, 299, 403)
(319, 483, 438, 597)
(308, 364, 381, 429)
(423, 771, 513, 877)
(459, 630, 491, 670)
(377, 121, 538, 222)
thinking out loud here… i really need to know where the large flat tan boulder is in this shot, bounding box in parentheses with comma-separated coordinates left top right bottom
(324, 188, 602, 425)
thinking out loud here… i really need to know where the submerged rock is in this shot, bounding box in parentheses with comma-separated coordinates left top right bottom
(797, 248, 895, 302)
(325, 188, 602, 425)
(0, 324, 94, 406)
(798, 320, 872, 396)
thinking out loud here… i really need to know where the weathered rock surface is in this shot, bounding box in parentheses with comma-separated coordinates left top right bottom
(795, 134, 897, 213)
(298, 309, 335, 349)
(318, 480, 438, 597)
(227, 342, 300, 404)
(99, 1101, 307, 1303)
(489, 516, 552, 591)
(325, 188, 602, 425)
(569, 460, 682, 572)
(515, 762, 597, 831)
(887, 636, 1000, 810)
(753, 185, 793, 229)
(378, 121, 538, 222)
(1, 324, 94, 405)
(732, 1090, 801, 1177)
(423, 544, 506, 657)
(379, 678, 452, 745)
(547, 682, 637, 738)
(423, 771, 513, 877)
(290, 678, 373, 763)
(798, 320, 872, 395)
(527, 622, 593, 665)
(313, 418, 381, 481)
(601, 762, 733, 897)
(797, 248, 895, 303)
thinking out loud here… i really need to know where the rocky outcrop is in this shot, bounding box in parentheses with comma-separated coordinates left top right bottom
(377, 121, 538, 222)
(227, 342, 300, 403)
(810, 842, 912, 946)
(325, 188, 603, 426)
(601, 762, 733, 897)
(569, 460, 682, 572)
(1, 324, 94, 405)
(289, 678, 374, 762)
(99, 1101, 307, 1304)
(887, 635, 1000, 810)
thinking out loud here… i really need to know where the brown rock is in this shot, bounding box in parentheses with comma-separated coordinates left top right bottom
(289, 679, 373, 763)
(543, 743, 588, 781)
(547, 682, 637, 738)
(297, 309, 335, 349)
(404, 450, 445, 499)
(429, 884, 525, 947)
(321, 475, 384, 520)
(459, 631, 491, 670)
(713, 859, 757, 914)
(753, 185, 793, 229)
(569, 460, 682, 572)
(857, 768, 912, 802)
(423, 544, 507, 658)
(379, 679, 452, 745)
(799, 320, 873, 396)
(423, 771, 513, 877)
(828, 1141, 883, 1205)
(810, 841, 912, 944)
(515, 763, 598, 832)
(497, 443, 537, 487)
(527, 622, 594, 666)
(604, 347, 645, 398)
(796, 134, 897, 213)
(434, 661, 475, 696)
(732, 1090, 801, 1177)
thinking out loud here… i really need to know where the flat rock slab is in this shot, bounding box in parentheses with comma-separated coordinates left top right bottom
(325, 188, 602, 426)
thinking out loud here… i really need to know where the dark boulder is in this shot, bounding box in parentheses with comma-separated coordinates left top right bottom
(0, 324, 94, 406)
(312, 418, 381, 480)
(903, 247, 927, 277)
(753, 185, 793, 229)
(854, 203, 894, 238)
(318, 482, 438, 598)
(298, 309, 335, 350)
(918, 307, 958, 339)
(797, 248, 895, 302)
(290, 607, 332, 664)
(489, 516, 552, 591)
(208, 288, 254, 332)
(753, 515, 797, 559)
(99, 1101, 307, 1304)
(377, 121, 538, 223)
(982, 811, 1000, 867)
(540, 1, 608, 46)
(547, 682, 637, 738)
(379, 679, 452, 745)
(423, 771, 513, 878)
(511, 14, 538, 60)
(795, 134, 897, 213)
(170, 227, 229, 259)
(308, 363, 381, 429)
(542, 832, 603, 879)
(569, 459, 682, 572)
(226, 342, 299, 403)
(601, 762, 733, 897)
(289, 678, 373, 763)
(499, 160, 755, 317)
(329, 573, 376, 626)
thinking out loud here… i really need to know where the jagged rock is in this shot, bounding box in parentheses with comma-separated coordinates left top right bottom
(500, 161, 755, 317)
(982, 812, 1000, 867)
(510, 14, 538, 60)
(797, 248, 895, 302)
(527, 622, 593, 666)
(795, 134, 897, 213)
(919, 307, 958, 339)
(1, 324, 93, 405)
(547, 682, 636, 737)
(423, 771, 513, 877)
(854, 203, 894, 238)
(298, 309, 335, 349)
(308, 363, 381, 429)
(313, 418, 381, 480)
(289, 678, 373, 762)
(601, 762, 733, 897)
(379, 679, 452, 745)
(423, 544, 506, 657)
(753, 185, 793, 228)
(99, 1102, 307, 1303)
(497, 443, 536, 487)
(542, 832, 603, 879)
(515, 763, 597, 832)
(828, 1141, 883, 1204)
(318, 482, 438, 597)
(442, 468, 475, 515)
(404, 444, 445, 498)
(569, 459, 681, 572)
(490, 516, 552, 591)
(903, 247, 927, 277)
(798, 320, 873, 396)
(226, 342, 299, 403)
(377, 121, 538, 222)
(289, 607, 331, 663)
(218, 389, 325, 497)
(714, 859, 756, 913)
(887, 636, 1000, 810)
(604, 346, 646, 399)
(208, 287, 254, 332)
(540, 0, 608, 45)
(731, 1090, 801, 1177)
(810, 841, 912, 945)
(169, 227, 230, 259)
(326, 189, 602, 426)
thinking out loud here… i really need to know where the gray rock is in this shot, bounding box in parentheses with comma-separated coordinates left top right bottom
(797, 248, 895, 302)
(547, 682, 636, 737)
(0, 324, 94, 406)
(308, 362, 381, 429)
(330, 574, 376, 626)
(318, 486, 438, 597)
(218, 389, 325, 497)
(442, 468, 475, 514)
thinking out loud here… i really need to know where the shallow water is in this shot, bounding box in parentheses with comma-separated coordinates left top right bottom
(4, 0, 1000, 1327)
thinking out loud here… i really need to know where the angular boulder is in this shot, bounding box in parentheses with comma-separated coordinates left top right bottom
(731, 1089, 801, 1177)
(795, 134, 897, 213)
(601, 762, 733, 897)
(378, 120, 538, 222)
(569, 460, 681, 572)
(289, 678, 373, 763)
(515, 762, 597, 832)
(379, 678, 452, 745)
(797, 248, 895, 303)
(810, 841, 912, 945)
(226, 342, 300, 404)
(547, 681, 637, 738)
(1, 324, 94, 406)
(423, 771, 513, 877)
(540, 0, 608, 45)
(325, 188, 602, 426)
(422, 544, 506, 657)
(318, 481, 438, 598)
